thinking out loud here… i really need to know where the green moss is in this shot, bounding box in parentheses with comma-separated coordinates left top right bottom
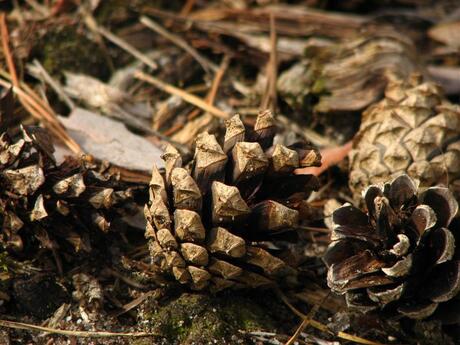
(142, 291, 285, 344)
(33, 25, 110, 80)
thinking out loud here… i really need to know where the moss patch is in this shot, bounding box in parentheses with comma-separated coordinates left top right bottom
(141, 290, 289, 344)
(33, 24, 110, 80)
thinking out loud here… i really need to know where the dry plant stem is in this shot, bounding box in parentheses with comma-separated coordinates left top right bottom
(95, 25, 158, 70)
(135, 71, 230, 119)
(0, 319, 156, 338)
(277, 290, 387, 345)
(140, 16, 218, 74)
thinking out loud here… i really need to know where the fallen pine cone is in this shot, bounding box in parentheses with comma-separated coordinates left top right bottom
(349, 73, 460, 200)
(0, 123, 141, 258)
(145, 110, 322, 291)
(324, 174, 460, 323)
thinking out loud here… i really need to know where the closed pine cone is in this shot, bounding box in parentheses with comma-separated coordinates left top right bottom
(349, 73, 460, 200)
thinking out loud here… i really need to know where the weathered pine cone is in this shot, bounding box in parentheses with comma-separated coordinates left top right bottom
(0, 124, 139, 255)
(324, 175, 460, 323)
(349, 74, 460, 200)
(145, 110, 322, 291)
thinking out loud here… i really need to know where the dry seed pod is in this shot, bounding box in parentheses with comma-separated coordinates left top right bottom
(145, 110, 321, 291)
(324, 174, 460, 322)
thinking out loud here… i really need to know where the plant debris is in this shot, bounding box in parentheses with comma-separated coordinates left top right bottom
(0, 1, 459, 344)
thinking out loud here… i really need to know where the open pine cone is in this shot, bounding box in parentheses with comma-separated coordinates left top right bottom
(145, 110, 322, 291)
(324, 175, 460, 322)
(349, 74, 460, 200)
(0, 124, 139, 256)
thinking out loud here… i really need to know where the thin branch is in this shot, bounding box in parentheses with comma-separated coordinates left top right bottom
(0, 319, 156, 338)
(140, 16, 217, 74)
(134, 71, 230, 119)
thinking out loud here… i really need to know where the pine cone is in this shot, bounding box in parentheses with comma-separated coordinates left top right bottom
(145, 111, 322, 291)
(0, 124, 140, 256)
(324, 174, 460, 322)
(349, 74, 460, 200)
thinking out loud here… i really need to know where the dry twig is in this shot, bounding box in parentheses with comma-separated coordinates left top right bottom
(135, 71, 230, 119)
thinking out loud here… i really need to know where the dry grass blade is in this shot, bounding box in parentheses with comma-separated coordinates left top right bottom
(140, 16, 218, 74)
(277, 290, 388, 345)
(0, 319, 156, 338)
(135, 71, 230, 119)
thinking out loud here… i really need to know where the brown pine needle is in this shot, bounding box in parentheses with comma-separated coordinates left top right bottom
(0, 319, 156, 338)
(94, 25, 158, 70)
(277, 290, 388, 345)
(0, 14, 18, 87)
(285, 304, 319, 345)
(135, 71, 230, 119)
(140, 16, 217, 74)
(0, 16, 82, 155)
(0, 76, 82, 155)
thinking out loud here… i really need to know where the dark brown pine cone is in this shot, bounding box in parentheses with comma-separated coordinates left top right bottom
(145, 110, 322, 291)
(0, 124, 140, 256)
(324, 175, 460, 323)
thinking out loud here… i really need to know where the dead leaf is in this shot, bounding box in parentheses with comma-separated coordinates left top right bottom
(59, 108, 164, 173)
